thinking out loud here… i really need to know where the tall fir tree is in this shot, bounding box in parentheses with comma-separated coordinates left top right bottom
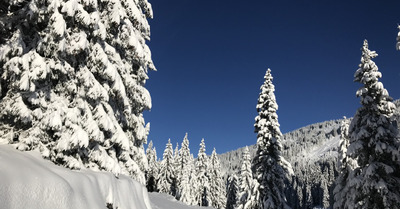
(194, 138, 211, 207)
(321, 170, 330, 209)
(146, 140, 159, 192)
(237, 146, 258, 209)
(0, 0, 155, 184)
(396, 25, 400, 51)
(176, 133, 191, 200)
(333, 117, 359, 209)
(337, 117, 351, 171)
(226, 174, 239, 209)
(179, 154, 195, 205)
(345, 40, 400, 208)
(209, 148, 226, 209)
(157, 139, 176, 195)
(252, 69, 292, 209)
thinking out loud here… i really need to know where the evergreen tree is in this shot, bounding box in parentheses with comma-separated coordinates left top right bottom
(179, 154, 195, 205)
(194, 138, 211, 207)
(346, 40, 400, 208)
(333, 118, 358, 209)
(0, 0, 155, 184)
(338, 117, 351, 171)
(174, 142, 179, 164)
(252, 69, 292, 209)
(176, 133, 191, 200)
(321, 170, 330, 209)
(305, 183, 312, 208)
(173, 142, 179, 197)
(146, 140, 158, 192)
(158, 139, 176, 195)
(396, 25, 400, 51)
(237, 146, 258, 209)
(209, 148, 226, 209)
(226, 174, 239, 209)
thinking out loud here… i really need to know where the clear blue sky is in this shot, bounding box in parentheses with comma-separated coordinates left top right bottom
(144, 0, 400, 157)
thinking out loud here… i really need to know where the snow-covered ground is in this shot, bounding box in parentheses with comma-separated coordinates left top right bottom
(0, 145, 215, 209)
(149, 192, 214, 209)
(0, 145, 152, 209)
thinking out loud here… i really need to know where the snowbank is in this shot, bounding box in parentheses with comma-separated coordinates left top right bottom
(0, 145, 151, 209)
(148, 192, 215, 209)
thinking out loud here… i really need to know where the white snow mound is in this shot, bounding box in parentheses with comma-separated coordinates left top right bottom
(148, 192, 215, 209)
(0, 145, 152, 209)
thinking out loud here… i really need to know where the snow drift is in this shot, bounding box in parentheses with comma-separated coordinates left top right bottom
(0, 145, 151, 209)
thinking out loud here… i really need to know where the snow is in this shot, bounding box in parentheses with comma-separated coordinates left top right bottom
(148, 192, 215, 209)
(0, 145, 216, 209)
(301, 135, 340, 160)
(0, 145, 151, 209)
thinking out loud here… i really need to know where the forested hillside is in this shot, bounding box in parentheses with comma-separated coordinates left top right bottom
(219, 99, 400, 208)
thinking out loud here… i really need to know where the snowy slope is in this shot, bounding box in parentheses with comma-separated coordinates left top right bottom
(0, 145, 151, 209)
(0, 145, 216, 209)
(218, 119, 342, 179)
(149, 192, 215, 209)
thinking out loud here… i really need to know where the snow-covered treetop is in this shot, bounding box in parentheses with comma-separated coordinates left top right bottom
(196, 138, 208, 171)
(254, 68, 281, 149)
(397, 25, 400, 51)
(163, 139, 173, 160)
(353, 40, 395, 116)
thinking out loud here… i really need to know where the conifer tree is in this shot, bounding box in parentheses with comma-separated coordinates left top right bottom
(345, 40, 400, 208)
(209, 148, 226, 209)
(337, 117, 351, 171)
(194, 138, 211, 207)
(237, 146, 258, 209)
(226, 174, 239, 209)
(146, 140, 158, 192)
(179, 154, 195, 205)
(396, 25, 400, 51)
(333, 117, 359, 209)
(174, 142, 179, 164)
(252, 69, 292, 209)
(305, 183, 313, 208)
(321, 170, 330, 209)
(176, 133, 191, 200)
(0, 0, 155, 184)
(158, 139, 176, 195)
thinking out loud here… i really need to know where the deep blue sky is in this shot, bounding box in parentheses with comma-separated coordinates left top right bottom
(144, 0, 400, 157)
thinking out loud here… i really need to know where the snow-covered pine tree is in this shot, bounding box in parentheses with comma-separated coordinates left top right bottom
(321, 170, 330, 209)
(237, 146, 258, 209)
(194, 138, 211, 207)
(396, 25, 400, 51)
(337, 117, 351, 171)
(172, 142, 179, 197)
(179, 154, 195, 205)
(174, 142, 179, 163)
(209, 148, 226, 209)
(226, 174, 239, 209)
(176, 133, 191, 200)
(146, 140, 158, 192)
(346, 40, 400, 209)
(252, 69, 292, 209)
(157, 139, 177, 195)
(333, 117, 360, 209)
(305, 183, 312, 208)
(0, 0, 155, 184)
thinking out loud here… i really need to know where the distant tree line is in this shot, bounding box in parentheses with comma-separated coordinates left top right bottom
(146, 135, 227, 209)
